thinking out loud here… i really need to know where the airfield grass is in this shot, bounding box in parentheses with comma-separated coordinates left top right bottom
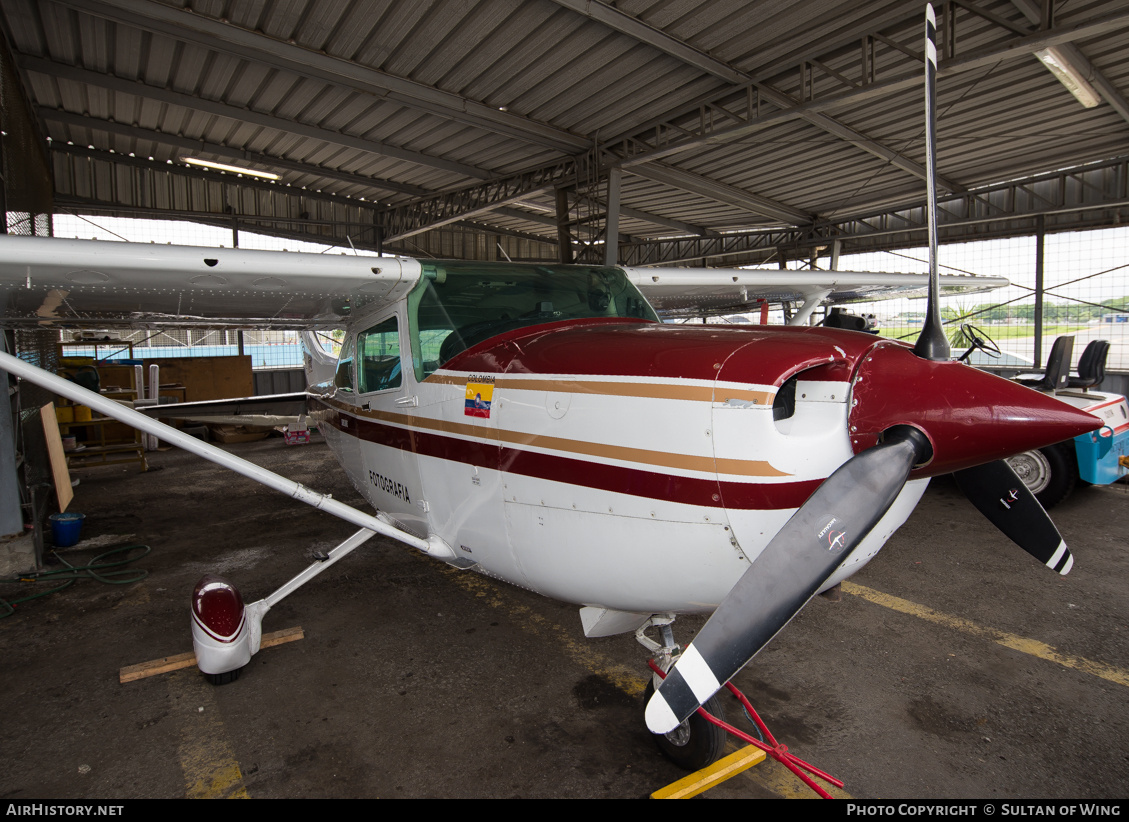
(877, 323, 1088, 342)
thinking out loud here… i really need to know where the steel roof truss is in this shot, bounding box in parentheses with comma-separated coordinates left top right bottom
(606, 6, 1129, 169)
(23, 56, 492, 180)
(56, 0, 590, 154)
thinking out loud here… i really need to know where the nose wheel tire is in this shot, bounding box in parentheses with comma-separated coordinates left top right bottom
(644, 680, 726, 771)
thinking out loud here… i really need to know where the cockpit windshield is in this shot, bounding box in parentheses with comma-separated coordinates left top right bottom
(406, 261, 658, 380)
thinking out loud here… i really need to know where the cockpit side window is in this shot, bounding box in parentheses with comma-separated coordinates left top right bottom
(334, 335, 355, 393)
(357, 315, 402, 394)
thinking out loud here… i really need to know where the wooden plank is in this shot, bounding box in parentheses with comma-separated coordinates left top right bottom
(40, 403, 73, 512)
(118, 626, 305, 683)
(71, 444, 145, 454)
(650, 745, 767, 799)
(259, 626, 304, 649)
(67, 443, 148, 471)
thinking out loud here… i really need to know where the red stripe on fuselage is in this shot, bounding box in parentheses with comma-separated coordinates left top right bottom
(314, 399, 821, 511)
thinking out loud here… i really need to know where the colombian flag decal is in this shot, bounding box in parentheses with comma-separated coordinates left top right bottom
(465, 379, 494, 418)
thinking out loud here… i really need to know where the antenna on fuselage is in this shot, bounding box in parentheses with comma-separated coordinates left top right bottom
(913, 3, 950, 362)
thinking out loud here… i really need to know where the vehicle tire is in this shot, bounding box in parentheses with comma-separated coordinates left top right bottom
(1005, 443, 1078, 510)
(643, 680, 726, 771)
(204, 667, 242, 686)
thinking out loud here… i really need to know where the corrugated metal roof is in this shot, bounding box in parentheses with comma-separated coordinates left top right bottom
(1, 0, 1128, 262)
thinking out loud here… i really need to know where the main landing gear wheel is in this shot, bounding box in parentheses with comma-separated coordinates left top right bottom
(1005, 444, 1077, 510)
(644, 679, 726, 771)
(205, 667, 242, 686)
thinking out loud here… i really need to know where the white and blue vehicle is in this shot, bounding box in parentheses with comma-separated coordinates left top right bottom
(1005, 390, 1129, 508)
(958, 328, 1129, 508)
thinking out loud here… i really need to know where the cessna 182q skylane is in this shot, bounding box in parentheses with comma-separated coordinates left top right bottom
(0, 235, 1100, 774)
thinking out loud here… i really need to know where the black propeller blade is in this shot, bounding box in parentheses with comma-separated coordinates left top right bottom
(914, 2, 950, 363)
(646, 425, 932, 734)
(953, 460, 1073, 575)
(912, 1, 1071, 577)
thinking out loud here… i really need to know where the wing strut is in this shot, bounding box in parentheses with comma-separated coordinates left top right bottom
(0, 349, 453, 560)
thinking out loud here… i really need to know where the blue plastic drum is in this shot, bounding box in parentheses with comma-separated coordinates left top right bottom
(48, 512, 85, 547)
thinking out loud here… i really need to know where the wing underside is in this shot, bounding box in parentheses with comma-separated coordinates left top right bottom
(626, 267, 1008, 318)
(0, 236, 422, 329)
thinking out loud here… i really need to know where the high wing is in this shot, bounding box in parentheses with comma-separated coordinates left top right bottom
(0, 236, 421, 329)
(626, 267, 1008, 319)
(0, 236, 1006, 328)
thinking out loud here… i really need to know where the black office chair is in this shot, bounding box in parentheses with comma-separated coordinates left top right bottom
(1068, 339, 1110, 390)
(1017, 335, 1073, 391)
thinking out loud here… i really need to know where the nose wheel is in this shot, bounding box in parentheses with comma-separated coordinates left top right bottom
(636, 616, 843, 797)
(643, 679, 726, 771)
(635, 617, 725, 769)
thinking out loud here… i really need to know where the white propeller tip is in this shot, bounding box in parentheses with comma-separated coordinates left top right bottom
(645, 690, 680, 734)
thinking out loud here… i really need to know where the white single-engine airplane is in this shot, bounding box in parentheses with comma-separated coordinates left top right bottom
(0, 235, 1098, 767)
(0, 5, 1103, 778)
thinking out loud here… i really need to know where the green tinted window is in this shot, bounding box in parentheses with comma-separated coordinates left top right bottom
(357, 315, 402, 393)
(406, 261, 658, 380)
(334, 336, 355, 393)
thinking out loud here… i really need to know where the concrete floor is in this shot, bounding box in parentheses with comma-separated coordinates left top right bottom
(2, 434, 1128, 799)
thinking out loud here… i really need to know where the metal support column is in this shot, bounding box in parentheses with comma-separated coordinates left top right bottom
(605, 167, 622, 267)
(0, 332, 23, 537)
(555, 187, 573, 264)
(0, 130, 7, 233)
(1034, 215, 1045, 368)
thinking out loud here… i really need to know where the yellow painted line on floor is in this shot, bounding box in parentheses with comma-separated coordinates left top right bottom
(842, 581, 1129, 688)
(442, 566, 847, 799)
(442, 567, 647, 697)
(168, 669, 249, 799)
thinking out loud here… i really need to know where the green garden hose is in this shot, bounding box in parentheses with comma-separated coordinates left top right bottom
(0, 543, 151, 618)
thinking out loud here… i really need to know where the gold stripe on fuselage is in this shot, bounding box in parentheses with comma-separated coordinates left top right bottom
(316, 396, 789, 479)
(424, 373, 775, 406)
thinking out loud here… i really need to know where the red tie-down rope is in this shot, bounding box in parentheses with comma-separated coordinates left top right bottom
(647, 660, 844, 799)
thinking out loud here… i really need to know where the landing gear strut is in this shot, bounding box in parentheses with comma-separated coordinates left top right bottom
(635, 616, 844, 798)
(636, 616, 727, 770)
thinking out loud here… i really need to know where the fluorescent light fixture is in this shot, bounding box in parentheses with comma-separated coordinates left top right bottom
(182, 157, 281, 180)
(1035, 47, 1101, 108)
